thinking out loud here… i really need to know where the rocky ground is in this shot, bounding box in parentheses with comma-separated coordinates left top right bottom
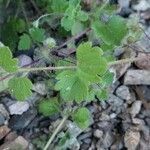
(0, 0, 150, 150)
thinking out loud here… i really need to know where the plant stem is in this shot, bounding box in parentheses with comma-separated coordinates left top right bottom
(108, 57, 141, 66)
(18, 66, 77, 72)
(43, 116, 68, 150)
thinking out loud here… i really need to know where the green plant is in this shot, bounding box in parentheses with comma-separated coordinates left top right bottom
(0, 0, 142, 150)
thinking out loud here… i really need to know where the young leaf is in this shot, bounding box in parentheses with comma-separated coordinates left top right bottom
(77, 42, 108, 78)
(61, 0, 88, 32)
(29, 27, 45, 43)
(100, 71, 114, 86)
(55, 70, 88, 103)
(38, 98, 60, 116)
(0, 46, 18, 72)
(51, 0, 68, 13)
(96, 88, 109, 100)
(72, 107, 91, 129)
(92, 15, 128, 47)
(8, 77, 33, 101)
(71, 21, 84, 36)
(18, 34, 31, 50)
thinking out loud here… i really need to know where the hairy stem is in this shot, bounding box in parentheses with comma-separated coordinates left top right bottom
(108, 57, 141, 66)
(18, 65, 77, 72)
(43, 116, 68, 150)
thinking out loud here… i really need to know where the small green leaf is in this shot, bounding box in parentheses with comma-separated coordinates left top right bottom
(101, 71, 114, 86)
(76, 10, 88, 22)
(38, 98, 60, 116)
(0, 46, 18, 72)
(77, 42, 108, 78)
(72, 107, 91, 129)
(71, 21, 84, 35)
(8, 77, 33, 101)
(96, 88, 109, 100)
(18, 34, 31, 50)
(92, 15, 128, 47)
(51, 0, 68, 13)
(55, 70, 88, 103)
(29, 27, 45, 43)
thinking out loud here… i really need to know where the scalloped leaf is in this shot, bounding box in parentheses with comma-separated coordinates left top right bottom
(8, 77, 33, 101)
(0, 46, 18, 72)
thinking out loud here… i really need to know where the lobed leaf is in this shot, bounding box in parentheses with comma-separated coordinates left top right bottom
(77, 42, 108, 79)
(55, 70, 88, 103)
(8, 77, 33, 101)
(72, 107, 91, 129)
(0, 46, 18, 72)
(18, 33, 31, 50)
(38, 98, 60, 116)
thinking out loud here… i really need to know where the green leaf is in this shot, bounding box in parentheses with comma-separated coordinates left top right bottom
(8, 77, 33, 101)
(29, 27, 45, 43)
(76, 10, 88, 22)
(38, 98, 60, 116)
(55, 70, 88, 103)
(0, 46, 18, 72)
(77, 42, 108, 79)
(72, 107, 91, 129)
(61, 0, 87, 32)
(18, 34, 31, 50)
(51, 0, 68, 13)
(71, 21, 84, 36)
(101, 71, 114, 86)
(96, 88, 109, 100)
(92, 15, 128, 47)
(0, 18, 26, 51)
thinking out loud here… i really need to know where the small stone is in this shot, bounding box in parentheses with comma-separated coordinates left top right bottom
(116, 85, 131, 100)
(94, 129, 103, 138)
(32, 82, 47, 95)
(99, 113, 110, 121)
(8, 101, 30, 115)
(110, 113, 117, 119)
(135, 53, 150, 69)
(118, 0, 130, 8)
(101, 132, 114, 148)
(130, 101, 142, 117)
(0, 136, 29, 150)
(5, 131, 18, 142)
(124, 70, 150, 85)
(0, 104, 9, 125)
(83, 138, 92, 144)
(18, 55, 32, 67)
(124, 130, 140, 150)
(132, 118, 145, 125)
(9, 108, 37, 131)
(0, 126, 11, 140)
(114, 48, 125, 57)
(78, 132, 92, 141)
(133, 0, 150, 11)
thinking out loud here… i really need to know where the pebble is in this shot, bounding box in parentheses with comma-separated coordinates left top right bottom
(78, 132, 92, 141)
(118, 0, 130, 8)
(32, 82, 47, 95)
(8, 101, 30, 115)
(9, 108, 37, 132)
(94, 129, 103, 138)
(0, 104, 9, 125)
(130, 101, 142, 117)
(116, 85, 131, 100)
(98, 132, 114, 149)
(114, 48, 125, 57)
(0, 125, 11, 140)
(124, 70, 150, 85)
(124, 130, 140, 150)
(0, 136, 29, 150)
(18, 54, 32, 67)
